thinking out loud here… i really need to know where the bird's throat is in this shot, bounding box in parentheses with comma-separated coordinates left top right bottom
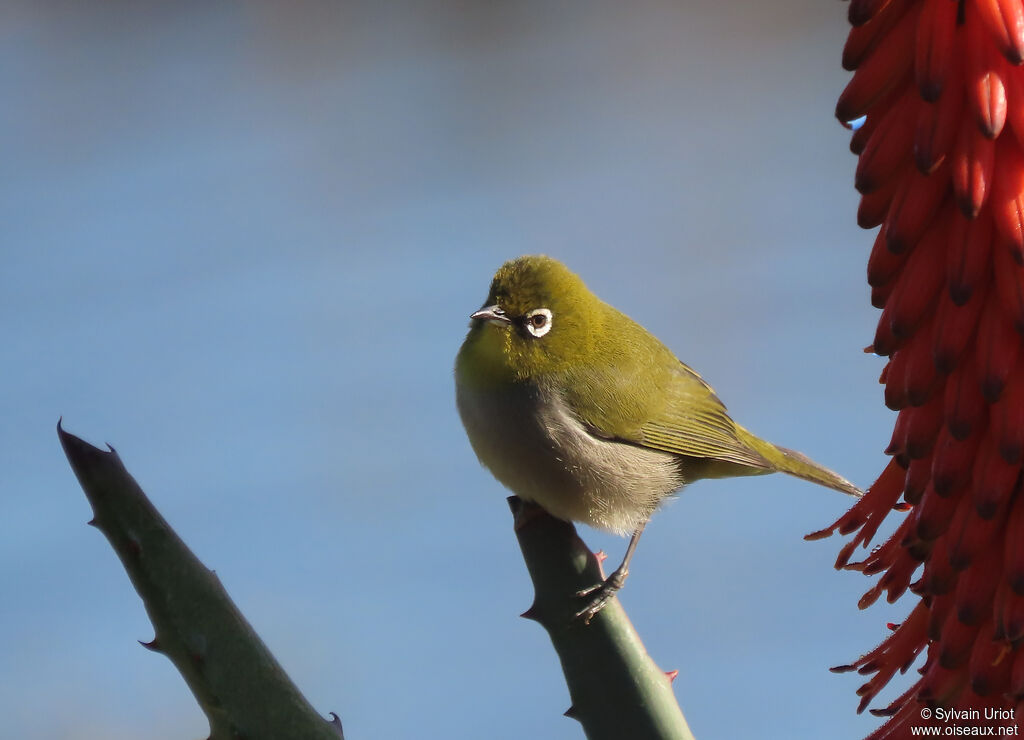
(456, 324, 521, 389)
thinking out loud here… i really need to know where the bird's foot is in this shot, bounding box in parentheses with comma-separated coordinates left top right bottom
(573, 567, 628, 624)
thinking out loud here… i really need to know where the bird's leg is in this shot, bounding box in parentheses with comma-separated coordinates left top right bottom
(574, 521, 647, 624)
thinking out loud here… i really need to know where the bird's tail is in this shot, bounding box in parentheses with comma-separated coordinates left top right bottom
(737, 427, 862, 498)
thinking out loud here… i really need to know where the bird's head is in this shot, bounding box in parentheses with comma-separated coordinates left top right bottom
(463, 255, 599, 381)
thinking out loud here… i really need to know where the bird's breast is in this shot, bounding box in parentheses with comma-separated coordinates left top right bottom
(455, 377, 684, 534)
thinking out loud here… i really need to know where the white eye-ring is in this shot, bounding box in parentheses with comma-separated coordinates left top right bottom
(524, 307, 553, 338)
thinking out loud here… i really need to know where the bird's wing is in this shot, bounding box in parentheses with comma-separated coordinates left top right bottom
(635, 363, 771, 468)
(562, 351, 771, 470)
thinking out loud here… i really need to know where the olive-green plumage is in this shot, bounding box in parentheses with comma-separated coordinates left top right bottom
(455, 256, 860, 538)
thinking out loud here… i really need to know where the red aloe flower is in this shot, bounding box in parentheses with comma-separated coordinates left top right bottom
(809, 0, 1024, 736)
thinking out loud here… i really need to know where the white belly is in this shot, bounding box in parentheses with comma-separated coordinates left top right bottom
(456, 379, 684, 535)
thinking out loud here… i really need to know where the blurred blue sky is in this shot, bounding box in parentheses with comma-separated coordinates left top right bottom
(3, 1, 910, 738)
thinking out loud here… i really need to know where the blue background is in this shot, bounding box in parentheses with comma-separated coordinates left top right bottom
(4, 1, 911, 737)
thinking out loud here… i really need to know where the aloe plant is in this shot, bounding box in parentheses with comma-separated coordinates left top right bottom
(509, 496, 694, 740)
(61, 422, 690, 738)
(59, 422, 342, 740)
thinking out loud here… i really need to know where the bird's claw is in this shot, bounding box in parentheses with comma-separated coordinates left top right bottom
(573, 568, 628, 624)
(573, 583, 618, 624)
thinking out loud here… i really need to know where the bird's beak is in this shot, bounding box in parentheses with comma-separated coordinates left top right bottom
(470, 305, 512, 325)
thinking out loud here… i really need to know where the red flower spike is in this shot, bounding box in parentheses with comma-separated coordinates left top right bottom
(837, 6, 920, 123)
(1003, 63, 1024, 149)
(993, 362, 1024, 463)
(931, 426, 982, 497)
(873, 282, 896, 310)
(953, 540, 1002, 625)
(871, 603, 929, 675)
(941, 327, 989, 434)
(938, 610, 983, 667)
(854, 109, 884, 155)
(975, 0, 1024, 64)
(869, 224, 908, 290)
(888, 218, 947, 337)
(950, 689, 1012, 731)
(948, 491, 985, 569)
(952, 115, 997, 218)
(834, 4, 1024, 729)
(875, 301, 904, 357)
(928, 590, 958, 641)
(947, 478, 1009, 568)
(863, 698, 925, 732)
(885, 351, 912, 410)
(885, 166, 951, 254)
(904, 454, 933, 504)
(856, 518, 920, 577)
(967, 4, 1010, 139)
(878, 550, 923, 602)
(1002, 494, 1024, 593)
(917, 655, 969, 704)
(903, 323, 945, 405)
(868, 462, 920, 546)
(884, 405, 909, 456)
(915, 53, 967, 174)
(992, 575, 1011, 639)
(860, 581, 889, 610)
(886, 375, 914, 418)
(993, 238, 1024, 329)
(858, 672, 903, 713)
(850, 0, 900, 28)
(974, 292, 1021, 401)
(858, 93, 921, 194)
(870, 685, 926, 722)
(807, 458, 905, 545)
(915, 482, 964, 541)
(915, 0, 960, 100)
(835, 539, 863, 569)
(846, 0, 915, 70)
(946, 208, 993, 306)
(967, 620, 1012, 696)
(998, 582, 1024, 641)
(934, 288, 989, 376)
(886, 393, 944, 459)
(920, 526, 958, 592)
(856, 515, 919, 574)
(1009, 647, 1024, 699)
(992, 127, 1024, 259)
(860, 171, 906, 229)
(884, 320, 943, 409)
(864, 80, 920, 141)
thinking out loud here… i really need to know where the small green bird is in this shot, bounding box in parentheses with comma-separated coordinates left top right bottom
(455, 255, 860, 622)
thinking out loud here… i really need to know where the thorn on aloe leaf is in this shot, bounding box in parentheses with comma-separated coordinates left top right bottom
(138, 637, 161, 652)
(328, 712, 344, 737)
(520, 604, 542, 621)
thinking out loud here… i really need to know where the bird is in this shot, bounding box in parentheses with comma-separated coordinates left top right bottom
(455, 255, 861, 622)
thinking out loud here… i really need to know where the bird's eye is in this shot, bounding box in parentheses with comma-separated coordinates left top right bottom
(524, 308, 553, 338)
